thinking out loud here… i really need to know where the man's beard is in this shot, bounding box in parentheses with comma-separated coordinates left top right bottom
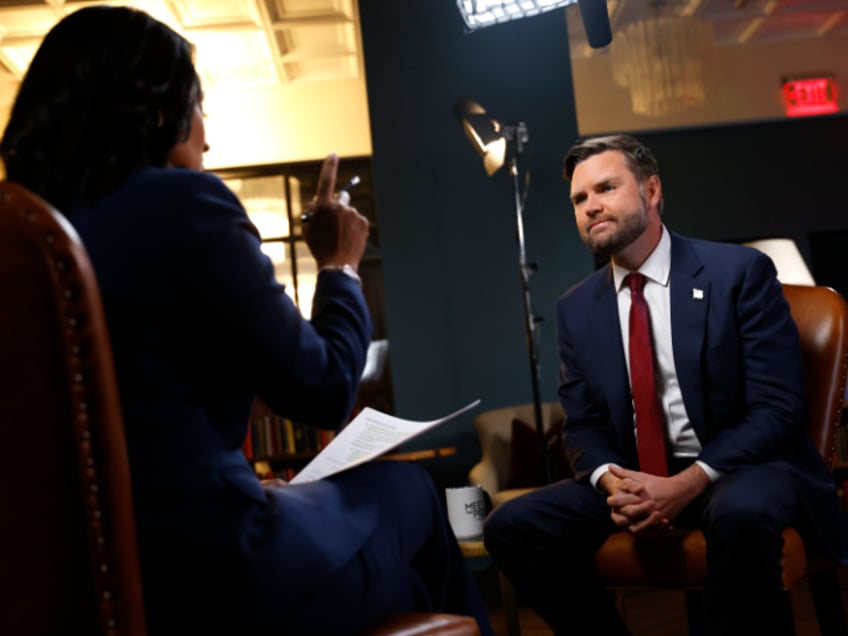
(586, 195, 649, 257)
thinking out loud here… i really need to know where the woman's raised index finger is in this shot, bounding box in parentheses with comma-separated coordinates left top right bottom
(315, 153, 339, 202)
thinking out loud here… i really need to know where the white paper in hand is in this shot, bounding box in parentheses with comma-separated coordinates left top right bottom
(289, 399, 481, 484)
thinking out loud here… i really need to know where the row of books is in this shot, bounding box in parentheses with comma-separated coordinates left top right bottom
(836, 421, 848, 466)
(243, 414, 335, 460)
(253, 461, 298, 482)
(836, 420, 848, 511)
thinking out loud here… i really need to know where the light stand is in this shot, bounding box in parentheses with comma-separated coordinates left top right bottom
(454, 98, 551, 484)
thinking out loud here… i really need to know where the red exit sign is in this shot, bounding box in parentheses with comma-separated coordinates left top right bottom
(782, 76, 839, 117)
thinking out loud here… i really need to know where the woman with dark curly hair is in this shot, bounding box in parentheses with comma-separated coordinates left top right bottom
(1, 6, 492, 635)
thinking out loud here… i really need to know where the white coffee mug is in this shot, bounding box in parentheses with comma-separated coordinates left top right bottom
(445, 485, 486, 540)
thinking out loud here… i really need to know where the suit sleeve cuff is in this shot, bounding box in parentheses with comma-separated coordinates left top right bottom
(320, 264, 361, 286)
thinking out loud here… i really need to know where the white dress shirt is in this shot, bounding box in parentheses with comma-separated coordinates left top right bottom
(589, 226, 720, 487)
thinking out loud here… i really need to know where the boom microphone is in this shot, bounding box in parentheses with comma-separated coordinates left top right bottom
(577, 0, 613, 48)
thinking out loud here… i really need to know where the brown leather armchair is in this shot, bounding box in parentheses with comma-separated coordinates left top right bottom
(0, 181, 478, 636)
(593, 284, 848, 635)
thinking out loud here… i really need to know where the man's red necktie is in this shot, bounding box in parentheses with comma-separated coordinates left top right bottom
(625, 273, 668, 476)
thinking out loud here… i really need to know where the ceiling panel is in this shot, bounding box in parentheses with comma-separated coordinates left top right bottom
(172, 0, 262, 28)
(755, 8, 841, 40)
(0, 0, 362, 86)
(192, 28, 279, 88)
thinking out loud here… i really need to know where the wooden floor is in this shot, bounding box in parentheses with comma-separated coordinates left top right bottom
(470, 557, 848, 636)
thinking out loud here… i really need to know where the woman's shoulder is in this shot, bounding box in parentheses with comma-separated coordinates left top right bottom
(126, 167, 238, 202)
(92, 167, 247, 236)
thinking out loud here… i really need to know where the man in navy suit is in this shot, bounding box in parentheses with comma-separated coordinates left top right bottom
(484, 134, 843, 635)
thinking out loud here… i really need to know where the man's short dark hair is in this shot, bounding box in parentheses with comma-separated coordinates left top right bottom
(563, 134, 660, 184)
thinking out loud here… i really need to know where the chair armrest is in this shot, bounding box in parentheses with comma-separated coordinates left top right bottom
(364, 613, 480, 635)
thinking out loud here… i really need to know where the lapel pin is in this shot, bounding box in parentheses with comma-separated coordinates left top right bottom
(692, 288, 704, 300)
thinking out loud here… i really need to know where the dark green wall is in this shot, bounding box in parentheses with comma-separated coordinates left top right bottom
(358, 1, 848, 467)
(638, 118, 848, 261)
(358, 2, 584, 459)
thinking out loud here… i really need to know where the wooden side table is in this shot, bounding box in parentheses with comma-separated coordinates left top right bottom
(459, 539, 521, 636)
(380, 447, 457, 462)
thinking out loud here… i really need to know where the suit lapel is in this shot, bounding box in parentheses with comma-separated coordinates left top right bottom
(590, 267, 637, 455)
(668, 232, 708, 442)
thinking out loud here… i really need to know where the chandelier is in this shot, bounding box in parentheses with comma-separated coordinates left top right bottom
(610, 15, 714, 117)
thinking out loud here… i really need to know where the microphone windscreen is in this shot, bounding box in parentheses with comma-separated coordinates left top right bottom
(577, 0, 612, 48)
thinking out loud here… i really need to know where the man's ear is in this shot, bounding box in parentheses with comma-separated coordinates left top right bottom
(645, 174, 662, 209)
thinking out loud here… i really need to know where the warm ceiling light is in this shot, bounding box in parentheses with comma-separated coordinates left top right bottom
(0, 39, 40, 77)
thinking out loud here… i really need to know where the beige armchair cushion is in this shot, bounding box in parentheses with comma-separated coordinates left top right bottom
(468, 402, 566, 508)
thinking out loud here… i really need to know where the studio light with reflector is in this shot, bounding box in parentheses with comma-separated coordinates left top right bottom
(453, 97, 551, 483)
(456, 0, 612, 48)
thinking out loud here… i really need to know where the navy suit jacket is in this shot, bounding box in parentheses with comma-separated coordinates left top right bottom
(68, 167, 383, 629)
(555, 230, 843, 559)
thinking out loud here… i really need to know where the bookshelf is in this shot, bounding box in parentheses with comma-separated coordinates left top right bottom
(836, 404, 848, 511)
(242, 336, 395, 480)
(243, 398, 336, 480)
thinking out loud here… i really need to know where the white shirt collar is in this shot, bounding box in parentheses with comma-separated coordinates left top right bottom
(612, 225, 671, 291)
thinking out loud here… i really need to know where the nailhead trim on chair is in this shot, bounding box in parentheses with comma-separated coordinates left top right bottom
(3, 187, 119, 635)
